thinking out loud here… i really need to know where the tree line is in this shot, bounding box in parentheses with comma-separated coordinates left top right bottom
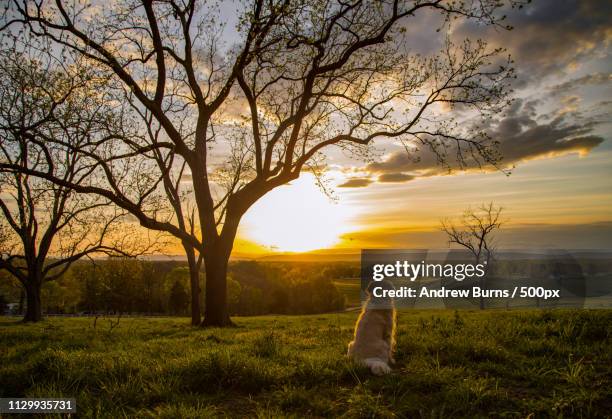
(0, 260, 350, 317)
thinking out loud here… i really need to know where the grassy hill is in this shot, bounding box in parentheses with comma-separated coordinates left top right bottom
(1, 310, 611, 417)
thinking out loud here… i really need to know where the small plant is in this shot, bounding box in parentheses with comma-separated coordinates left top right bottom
(252, 330, 282, 358)
(562, 355, 588, 386)
(453, 310, 465, 328)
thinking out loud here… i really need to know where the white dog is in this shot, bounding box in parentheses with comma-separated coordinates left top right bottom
(347, 287, 396, 375)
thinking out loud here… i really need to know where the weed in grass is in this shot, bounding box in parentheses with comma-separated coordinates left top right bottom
(560, 354, 589, 386)
(252, 330, 282, 358)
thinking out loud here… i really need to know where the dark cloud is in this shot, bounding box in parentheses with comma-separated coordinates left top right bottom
(453, 0, 612, 84)
(367, 152, 437, 176)
(393, 1, 611, 88)
(549, 73, 612, 96)
(496, 118, 604, 165)
(336, 1, 611, 188)
(339, 99, 606, 187)
(377, 173, 415, 183)
(338, 177, 373, 188)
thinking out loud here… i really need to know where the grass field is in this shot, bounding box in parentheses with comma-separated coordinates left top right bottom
(1, 310, 611, 418)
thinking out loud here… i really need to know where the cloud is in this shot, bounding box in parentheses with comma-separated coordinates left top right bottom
(496, 121, 603, 164)
(393, 0, 612, 89)
(339, 99, 606, 187)
(377, 173, 415, 183)
(453, 0, 612, 83)
(337, 177, 373, 188)
(333, 1, 612, 189)
(549, 73, 612, 96)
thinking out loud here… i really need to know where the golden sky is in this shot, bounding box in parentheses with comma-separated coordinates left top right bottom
(3, 0, 609, 261)
(230, 0, 612, 255)
(236, 148, 612, 254)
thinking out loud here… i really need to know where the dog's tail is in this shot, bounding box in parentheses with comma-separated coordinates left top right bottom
(364, 358, 391, 376)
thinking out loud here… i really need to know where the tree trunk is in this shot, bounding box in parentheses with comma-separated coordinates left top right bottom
(479, 271, 486, 310)
(185, 245, 202, 326)
(18, 288, 25, 315)
(477, 256, 485, 310)
(202, 240, 234, 327)
(23, 282, 42, 322)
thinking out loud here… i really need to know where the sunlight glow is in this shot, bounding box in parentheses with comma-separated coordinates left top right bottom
(241, 174, 356, 252)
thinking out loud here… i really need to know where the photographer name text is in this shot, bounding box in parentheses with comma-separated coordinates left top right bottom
(372, 286, 561, 300)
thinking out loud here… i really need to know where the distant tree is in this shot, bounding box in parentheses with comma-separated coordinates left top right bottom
(168, 280, 189, 316)
(311, 276, 346, 313)
(441, 202, 504, 309)
(0, 293, 7, 314)
(165, 266, 204, 315)
(72, 258, 147, 314)
(0, 51, 153, 322)
(226, 276, 242, 311)
(0, 268, 21, 305)
(72, 263, 102, 314)
(44, 270, 81, 314)
(103, 258, 145, 313)
(4, 0, 521, 326)
(140, 261, 170, 314)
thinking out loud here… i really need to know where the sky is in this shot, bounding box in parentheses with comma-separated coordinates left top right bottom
(1, 0, 609, 259)
(237, 0, 612, 254)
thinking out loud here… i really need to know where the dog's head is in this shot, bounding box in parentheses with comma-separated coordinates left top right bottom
(365, 279, 395, 309)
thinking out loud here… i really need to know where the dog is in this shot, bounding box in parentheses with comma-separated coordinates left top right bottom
(347, 282, 396, 375)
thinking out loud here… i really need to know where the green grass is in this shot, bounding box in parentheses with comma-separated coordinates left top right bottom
(1, 310, 611, 418)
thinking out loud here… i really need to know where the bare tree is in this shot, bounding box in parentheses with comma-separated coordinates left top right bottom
(441, 202, 504, 308)
(0, 50, 154, 322)
(2, 0, 522, 326)
(134, 110, 204, 325)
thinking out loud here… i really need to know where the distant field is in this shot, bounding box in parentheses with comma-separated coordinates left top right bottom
(1, 310, 611, 417)
(333, 278, 361, 307)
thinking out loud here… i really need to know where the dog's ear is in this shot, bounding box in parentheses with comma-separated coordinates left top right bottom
(365, 281, 377, 296)
(366, 279, 397, 309)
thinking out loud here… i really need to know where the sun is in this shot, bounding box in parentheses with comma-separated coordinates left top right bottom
(240, 174, 355, 252)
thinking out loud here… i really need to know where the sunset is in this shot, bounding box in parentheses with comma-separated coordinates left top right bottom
(1, 0, 610, 417)
(230, 0, 612, 255)
(241, 174, 358, 252)
(236, 149, 612, 253)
